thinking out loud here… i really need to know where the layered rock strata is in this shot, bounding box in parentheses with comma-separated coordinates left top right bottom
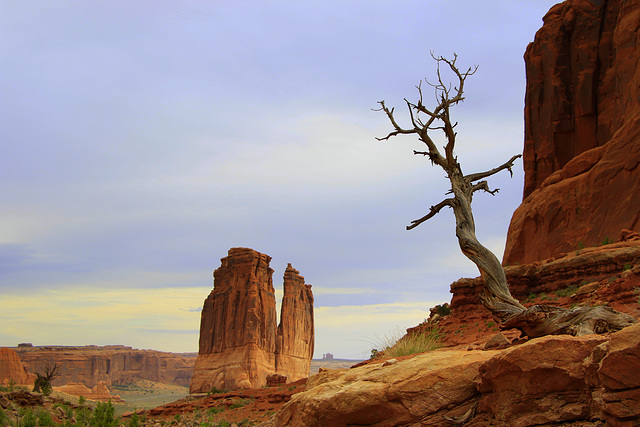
(190, 248, 314, 393)
(0, 348, 34, 386)
(54, 381, 124, 403)
(275, 264, 314, 383)
(266, 323, 640, 426)
(504, 0, 640, 265)
(16, 346, 195, 388)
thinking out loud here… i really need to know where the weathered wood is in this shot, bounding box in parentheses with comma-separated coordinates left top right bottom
(377, 54, 637, 337)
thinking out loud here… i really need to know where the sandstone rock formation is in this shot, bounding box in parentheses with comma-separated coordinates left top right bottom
(0, 348, 34, 386)
(504, 0, 640, 265)
(264, 323, 640, 426)
(190, 248, 314, 393)
(54, 381, 124, 403)
(275, 264, 314, 383)
(16, 345, 195, 388)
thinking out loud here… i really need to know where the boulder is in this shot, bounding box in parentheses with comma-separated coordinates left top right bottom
(263, 325, 640, 426)
(504, 0, 640, 265)
(190, 248, 315, 393)
(267, 349, 498, 426)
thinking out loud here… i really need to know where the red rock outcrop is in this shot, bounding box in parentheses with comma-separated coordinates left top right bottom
(16, 346, 195, 388)
(263, 323, 640, 426)
(54, 381, 124, 403)
(275, 264, 314, 384)
(191, 248, 278, 392)
(504, 0, 640, 265)
(0, 348, 34, 386)
(190, 248, 314, 393)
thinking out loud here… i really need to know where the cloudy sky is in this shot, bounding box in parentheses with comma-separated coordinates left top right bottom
(1, 1, 558, 359)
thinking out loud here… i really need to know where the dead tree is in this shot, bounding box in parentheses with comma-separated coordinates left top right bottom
(376, 53, 637, 338)
(33, 363, 60, 395)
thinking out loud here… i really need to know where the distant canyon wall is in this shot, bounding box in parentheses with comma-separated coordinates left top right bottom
(190, 248, 314, 393)
(15, 345, 195, 388)
(504, 0, 640, 265)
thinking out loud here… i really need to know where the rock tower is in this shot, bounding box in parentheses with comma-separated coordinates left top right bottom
(189, 248, 314, 393)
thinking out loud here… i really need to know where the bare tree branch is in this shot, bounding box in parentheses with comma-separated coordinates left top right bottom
(406, 198, 454, 230)
(471, 180, 499, 195)
(465, 154, 523, 182)
(376, 53, 636, 339)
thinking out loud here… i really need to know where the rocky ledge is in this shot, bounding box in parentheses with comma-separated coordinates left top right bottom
(261, 323, 640, 426)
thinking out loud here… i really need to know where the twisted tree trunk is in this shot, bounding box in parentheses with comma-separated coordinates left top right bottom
(377, 54, 637, 338)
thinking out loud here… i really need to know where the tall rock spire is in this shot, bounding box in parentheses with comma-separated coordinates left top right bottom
(190, 248, 314, 393)
(275, 264, 315, 383)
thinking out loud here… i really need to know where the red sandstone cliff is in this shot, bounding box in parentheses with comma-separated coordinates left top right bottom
(15, 346, 195, 388)
(504, 0, 640, 265)
(275, 264, 314, 383)
(190, 248, 315, 393)
(0, 348, 34, 386)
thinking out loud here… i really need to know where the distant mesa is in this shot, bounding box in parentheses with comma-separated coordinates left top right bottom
(189, 247, 314, 393)
(13, 345, 195, 388)
(322, 353, 334, 360)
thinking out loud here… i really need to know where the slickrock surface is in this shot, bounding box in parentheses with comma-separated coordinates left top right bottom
(190, 248, 314, 393)
(0, 348, 34, 386)
(16, 345, 195, 388)
(260, 323, 640, 426)
(504, 0, 640, 265)
(275, 264, 314, 383)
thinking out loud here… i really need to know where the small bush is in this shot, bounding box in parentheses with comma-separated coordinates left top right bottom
(127, 412, 140, 427)
(207, 406, 225, 415)
(0, 408, 9, 427)
(373, 326, 443, 358)
(229, 398, 253, 409)
(555, 284, 579, 298)
(624, 263, 632, 271)
(17, 408, 37, 427)
(601, 236, 612, 246)
(435, 303, 451, 317)
(36, 411, 55, 427)
(90, 401, 118, 427)
(486, 321, 495, 329)
(207, 387, 229, 395)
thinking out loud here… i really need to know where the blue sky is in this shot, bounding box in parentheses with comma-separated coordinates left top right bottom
(1, 1, 559, 358)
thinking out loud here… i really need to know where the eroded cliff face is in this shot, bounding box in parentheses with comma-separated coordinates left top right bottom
(504, 0, 640, 265)
(190, 248, 314, 393)
(15, 346, 195, 388)
(0, 348, 34, 386)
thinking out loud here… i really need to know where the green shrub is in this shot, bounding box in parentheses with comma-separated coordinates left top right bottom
(601, 236, 612, 246)
(17, 408, 37, 427)
(90, 401, 117, 427)
(36, 411, 55, 427)
(207, 387, 230, 395)
(0, 408, 9, 427)
(229, 398, 253, 409)
(127, 412, 140, 427)
(207, 406, 225, 415)
(435, 303, 451, 316)
(555, 284, 579, 298)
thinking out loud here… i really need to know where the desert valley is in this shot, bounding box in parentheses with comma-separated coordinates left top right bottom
(3, 0, 640, 426)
